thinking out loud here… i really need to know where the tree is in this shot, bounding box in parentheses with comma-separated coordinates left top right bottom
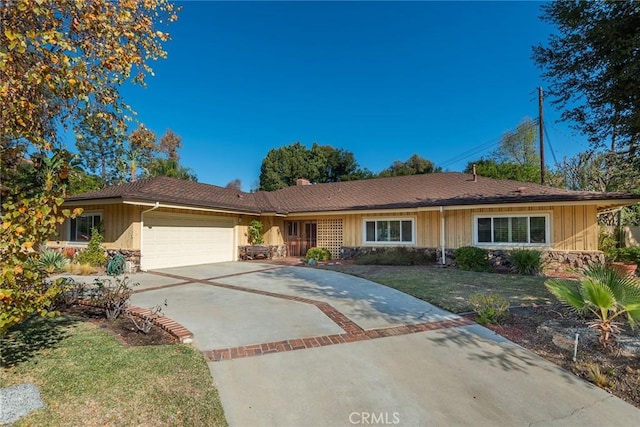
(121, 124, 157, 182)
(259, 142, 371, 191)
(225, 179, 242, 191)
(158, 129, 182, 161)
(492, 118, 539, 167)
(465, 118, 543, 184)
(379, 154, 440, 177)
(532, 1, 640, 158)
(1, 1, 177, 153)
(310, 143, 360, 182)
(147, 158, 197, 181)
(75, 111, 124, 184)
(259, 142, 318, 191)
(0, 0, 177, 335)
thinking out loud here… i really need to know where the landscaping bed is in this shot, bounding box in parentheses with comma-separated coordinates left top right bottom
(62, 304, 177, 347)
(1, 308, 228, 426)
(477, 304, 640, 409)
(322, 263, 640, 409)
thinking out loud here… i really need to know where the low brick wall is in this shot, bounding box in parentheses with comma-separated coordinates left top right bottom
(340, 246, 604, 273)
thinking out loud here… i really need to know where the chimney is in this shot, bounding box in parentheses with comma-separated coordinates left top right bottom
(296, 178, 311, 186)
(472, 164, 477, 182)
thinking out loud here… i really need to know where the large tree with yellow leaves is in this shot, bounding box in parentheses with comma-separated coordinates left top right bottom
(0, 0, 177, 334)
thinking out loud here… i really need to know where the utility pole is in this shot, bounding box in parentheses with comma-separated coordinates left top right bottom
(538, 87, 546, 185)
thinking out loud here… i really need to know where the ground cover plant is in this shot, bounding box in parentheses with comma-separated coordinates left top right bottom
(0, 312, 227, 426)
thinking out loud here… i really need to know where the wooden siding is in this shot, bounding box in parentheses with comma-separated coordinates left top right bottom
(52, 202, 600, 253)
(343, 211, 441, 247)
(444, 205, 598, 251)
(53, 204, 142, 249)
(53, 204, 244, 251)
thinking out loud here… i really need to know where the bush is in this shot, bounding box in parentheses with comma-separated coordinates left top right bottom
(90, 276, 137, 320)
(75, 228, 107, 267)
(36, 248, 68, 274)
(305, 247, 331, 262)
(247, 220, 264, 245)
(356, 247, 430, 266)
(454, 246, 491, 272)
(509, 249, 545, 275)
(469, 293, 510, 324)
(614, 246, 640, 264)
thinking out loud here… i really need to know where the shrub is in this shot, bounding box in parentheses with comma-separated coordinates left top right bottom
(90, 276, 137, 320)
(36, 248, 68, 274)
(57, 279, 86, 307)
(598, 228, 619, 262)
(356, 247, 430, 266)
(509, 249, 545, 275)
(247, 220, 264, 245)
(546, 264, 640, 349)
(614, 246, 640, 265)
(75, 228, 107, 267)
(305, 247, 331, 262)
(469, 293, 510, 324)
(454, 246, 491, 272)
(127, 300, 167, 334)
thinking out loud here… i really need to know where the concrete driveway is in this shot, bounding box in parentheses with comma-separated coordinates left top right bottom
(126, 262, 640, 426)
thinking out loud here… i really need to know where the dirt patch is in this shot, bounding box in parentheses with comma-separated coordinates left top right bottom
(469, 305, 640, 408)
(62, 305, 178, 347)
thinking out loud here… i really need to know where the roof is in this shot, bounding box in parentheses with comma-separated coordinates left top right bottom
(66, 173, 640, 214)
(66, 176, 265, 214)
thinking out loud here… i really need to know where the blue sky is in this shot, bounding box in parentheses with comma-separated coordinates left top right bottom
(119, 1, 588, 191)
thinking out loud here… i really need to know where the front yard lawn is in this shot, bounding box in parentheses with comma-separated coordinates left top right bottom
(1, 315, 227, 427)
(323, 264, 553, 313)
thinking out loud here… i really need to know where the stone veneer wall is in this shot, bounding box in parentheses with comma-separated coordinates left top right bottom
(238, 244, 287, 260)
(340, 246, 604, 273)
(106, 249, 141, 273)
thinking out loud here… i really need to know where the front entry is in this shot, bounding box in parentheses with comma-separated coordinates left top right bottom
(285, 221, 317, 257)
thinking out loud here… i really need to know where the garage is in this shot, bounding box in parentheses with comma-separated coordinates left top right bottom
(141, 211, 235, 270)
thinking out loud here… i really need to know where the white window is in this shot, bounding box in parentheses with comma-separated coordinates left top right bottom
(363, 218, 415, 244)
(70, 213, 102, 242)
(474, 214, 549, 246)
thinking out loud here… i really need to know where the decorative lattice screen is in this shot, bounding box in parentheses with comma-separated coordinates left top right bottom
(317, 219, 344, 259)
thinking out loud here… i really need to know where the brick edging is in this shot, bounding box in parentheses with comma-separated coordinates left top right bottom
(203, 317, 473, 362)
(75, 299, 194, 343)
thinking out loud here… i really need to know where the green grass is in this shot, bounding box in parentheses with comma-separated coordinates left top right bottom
(323, 264, 555, 313)
(1, 315, 227, 427)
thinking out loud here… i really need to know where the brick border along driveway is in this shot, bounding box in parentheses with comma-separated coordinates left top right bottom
(140, 268, 472, 362)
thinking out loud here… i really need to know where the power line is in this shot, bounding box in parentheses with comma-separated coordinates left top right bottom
(438, 135, 502, 169)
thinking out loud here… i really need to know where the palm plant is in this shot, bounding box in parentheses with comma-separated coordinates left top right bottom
(545, 264, 640, 349)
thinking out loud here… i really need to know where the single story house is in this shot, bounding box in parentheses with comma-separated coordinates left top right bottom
(51, 172, 640, 271)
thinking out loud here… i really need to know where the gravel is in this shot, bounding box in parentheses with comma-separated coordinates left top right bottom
(0, 383, 44, 425)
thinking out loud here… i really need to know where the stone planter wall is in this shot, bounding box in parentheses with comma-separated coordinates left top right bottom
(238, 244, 287, 260)
(106, 249, 141, 273)
(340, 246, 604, 273)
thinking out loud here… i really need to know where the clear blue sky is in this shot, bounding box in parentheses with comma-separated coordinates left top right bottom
(119, 0, 588, 191)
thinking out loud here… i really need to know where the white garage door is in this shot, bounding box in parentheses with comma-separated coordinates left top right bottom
(141, 212, 235, 270)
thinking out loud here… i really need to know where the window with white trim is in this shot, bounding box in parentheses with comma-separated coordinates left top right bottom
(363, 218, 414, 244)
(474, 214, 549, 246)
(70, 213, 102, 242)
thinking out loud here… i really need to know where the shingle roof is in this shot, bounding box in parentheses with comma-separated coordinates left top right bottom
(66, 176, 264, 213)
(66, 173, 639, 214)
